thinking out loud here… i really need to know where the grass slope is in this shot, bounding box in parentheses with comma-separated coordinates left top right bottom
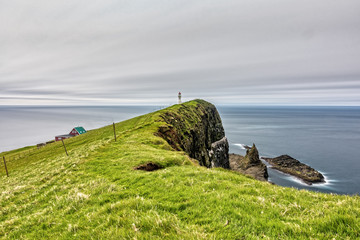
(0, 100, 359, 239)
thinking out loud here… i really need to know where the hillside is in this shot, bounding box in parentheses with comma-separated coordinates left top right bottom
(0, 100, 359, 239)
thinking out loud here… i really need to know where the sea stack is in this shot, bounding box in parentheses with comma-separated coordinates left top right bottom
(229, 144, 268, 181)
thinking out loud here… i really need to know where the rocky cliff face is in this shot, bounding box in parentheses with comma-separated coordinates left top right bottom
(209, 137, 230, 168)
(157, 99, 230, 169)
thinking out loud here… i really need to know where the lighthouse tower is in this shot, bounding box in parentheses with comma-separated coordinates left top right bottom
(178, 92, 182, 104)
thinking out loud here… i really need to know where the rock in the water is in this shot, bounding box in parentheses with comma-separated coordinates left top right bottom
(229, 144, 268, 181)
(262, 155, 325, 185)
(209, 137, 230, 168)
(242, 144, 262, 168)
(243, 145, 251, 150)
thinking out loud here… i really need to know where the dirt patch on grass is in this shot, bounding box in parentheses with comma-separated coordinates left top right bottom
(134, 162, 163, 171)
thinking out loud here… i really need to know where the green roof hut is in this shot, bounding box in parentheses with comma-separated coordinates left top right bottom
(55, 127, 87, 141)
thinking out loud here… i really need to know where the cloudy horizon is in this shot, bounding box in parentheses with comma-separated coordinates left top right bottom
(1, 0, 360, 106)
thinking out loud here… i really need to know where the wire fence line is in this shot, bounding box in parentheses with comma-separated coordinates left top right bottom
(0, 141, 57, 177)
(1, 118, 138, 177)
(2, 148, 34, 162)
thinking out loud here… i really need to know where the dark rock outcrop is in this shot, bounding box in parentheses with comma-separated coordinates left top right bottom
(134, 162, 163, 171)
(229, 144, 268, 181)
(243, 145, 252, 150)
(262, 155, 325, 185)
(157, 99, 230, 169)
(242, 144, 262, 169)
(209, 137, 230, 168)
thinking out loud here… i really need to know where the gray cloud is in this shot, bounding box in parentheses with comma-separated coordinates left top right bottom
(0, 0, 359, 105)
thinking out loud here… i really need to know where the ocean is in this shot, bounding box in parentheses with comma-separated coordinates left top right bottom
(218, 106, 360, 195)
(1, 105, 359, 195)
(0, 105, 158, 152)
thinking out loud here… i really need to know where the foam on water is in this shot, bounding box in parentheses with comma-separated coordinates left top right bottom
(234, 143, 247, 150)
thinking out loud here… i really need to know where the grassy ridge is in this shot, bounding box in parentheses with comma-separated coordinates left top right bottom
(0, 100, 359, 239)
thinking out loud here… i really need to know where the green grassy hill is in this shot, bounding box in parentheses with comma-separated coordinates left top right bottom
(1, 100, 359, 239)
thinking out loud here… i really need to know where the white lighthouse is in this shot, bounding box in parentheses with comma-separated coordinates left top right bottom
(178, 92, 182, 104)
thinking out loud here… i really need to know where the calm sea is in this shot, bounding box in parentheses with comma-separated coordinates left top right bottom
(1, 105, 359, 195)
(218, 106, 360, 195)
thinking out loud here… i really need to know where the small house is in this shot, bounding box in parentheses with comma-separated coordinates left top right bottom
(69, 127, 87, 136)
(55, 126, 87, 141)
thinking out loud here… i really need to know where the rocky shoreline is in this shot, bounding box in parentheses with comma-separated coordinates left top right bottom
(261, 155, 325, 185)
(156, 100, 325, 186)
(229, 144, 268, 181)
(230, 143, 325, 185)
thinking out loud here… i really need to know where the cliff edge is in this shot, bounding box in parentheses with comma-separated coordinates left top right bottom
(157, 99, 230, 169)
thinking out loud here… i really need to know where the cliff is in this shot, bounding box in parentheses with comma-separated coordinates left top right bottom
(157, 99, 230, 168)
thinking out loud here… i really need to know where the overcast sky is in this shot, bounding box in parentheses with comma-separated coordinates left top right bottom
(1, 0, 360, 106)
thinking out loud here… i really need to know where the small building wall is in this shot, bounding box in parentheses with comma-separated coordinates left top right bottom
(55, 127, 86, 141)
(70, 129, 79, 136)
(55, 135, 73, 141)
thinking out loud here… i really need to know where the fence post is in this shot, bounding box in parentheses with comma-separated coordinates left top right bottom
(113, 122, 117, 142)
(61, 139, 69, 156)
(3, 156, 9, 177)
